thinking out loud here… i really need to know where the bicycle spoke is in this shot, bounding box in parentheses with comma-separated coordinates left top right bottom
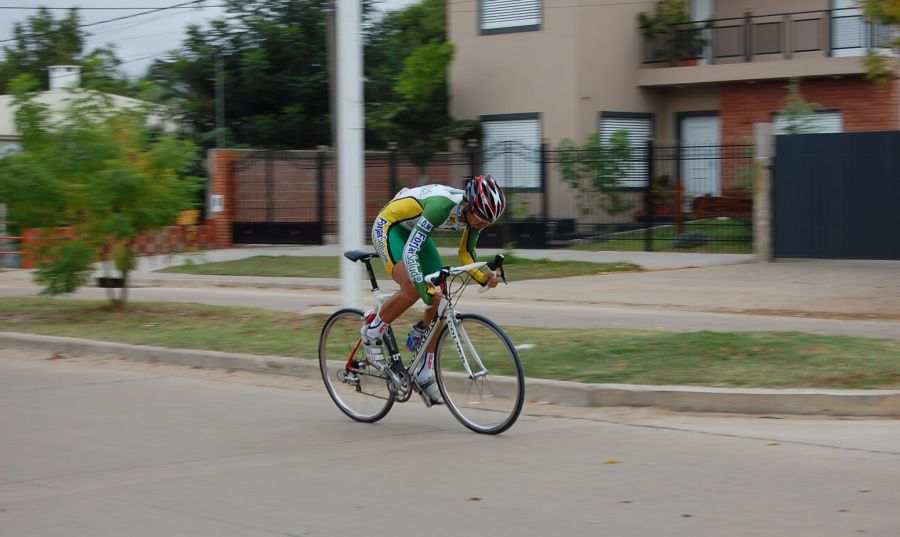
(319, 309, 394, 422)
(436, 313, 524, 434)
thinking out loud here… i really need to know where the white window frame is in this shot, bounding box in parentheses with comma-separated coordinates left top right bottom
(481, 114, 541, 190)
(774, 110, 843, 134)
(598, 113, 654, 188)
(480, 0, 542, 35)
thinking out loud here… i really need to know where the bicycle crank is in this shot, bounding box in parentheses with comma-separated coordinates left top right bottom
(386, 358, 413, 402)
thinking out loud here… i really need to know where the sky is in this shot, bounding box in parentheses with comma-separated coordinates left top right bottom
(0, 0, 416, 78)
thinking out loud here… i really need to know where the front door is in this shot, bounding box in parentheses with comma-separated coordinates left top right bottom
(680, 115, 721, 197)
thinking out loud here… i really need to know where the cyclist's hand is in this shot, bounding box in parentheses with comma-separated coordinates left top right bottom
(486, 271, 501, 288)
(432, 287, 445, 304)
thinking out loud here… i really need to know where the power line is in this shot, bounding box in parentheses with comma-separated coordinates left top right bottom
(0, 5, 224, 9)
(1, 0, 213, 44)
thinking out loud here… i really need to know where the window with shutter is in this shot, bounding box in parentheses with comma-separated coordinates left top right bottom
(481, 115, 541, 189)
(481, 0, 542, 34)
(598, 113, 653, 188)
(774, 111, 843, 134)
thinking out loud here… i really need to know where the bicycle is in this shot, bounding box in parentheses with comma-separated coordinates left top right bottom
(318, 250, 525, 435)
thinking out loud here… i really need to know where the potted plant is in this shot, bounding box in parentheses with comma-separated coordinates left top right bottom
(639, 0, 711, 66)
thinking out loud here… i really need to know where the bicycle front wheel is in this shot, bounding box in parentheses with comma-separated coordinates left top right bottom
(435, 313, 524, 435)
(319, 308, 394, 423)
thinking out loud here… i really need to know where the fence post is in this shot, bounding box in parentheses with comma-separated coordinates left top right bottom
(317, 146, 327, 245)
(541, 142, 549, 221)
(387, 141, 400, 194)
(744, 10, 753, 62)
(753, 123, 774, 262)
(644, 138, 655, 252)
(467, 138, 479, 178)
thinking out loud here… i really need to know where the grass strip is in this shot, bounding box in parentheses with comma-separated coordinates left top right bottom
(2, 297, 898, 389)
(158, 254, 641, 281)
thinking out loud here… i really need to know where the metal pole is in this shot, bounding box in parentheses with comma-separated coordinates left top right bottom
(644, 139, 654, 252)
(215, 54, 225, 148)
(336, 0, 364, 308)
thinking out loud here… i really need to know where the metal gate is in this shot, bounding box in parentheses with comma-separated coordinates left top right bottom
(774, 131, 900, 260)
(232, 151, 326, 244)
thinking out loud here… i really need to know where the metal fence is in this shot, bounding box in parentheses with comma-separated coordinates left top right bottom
(230, 142, 755, 253)
(369, 142, 754, 253)
(643, 7, 898, 65)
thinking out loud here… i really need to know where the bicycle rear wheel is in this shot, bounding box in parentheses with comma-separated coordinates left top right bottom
(319, 308, 394, 423)
(434, 313, 524, 435)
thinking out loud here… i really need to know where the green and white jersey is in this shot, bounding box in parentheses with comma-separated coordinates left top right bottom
(372, 185, 488, 303)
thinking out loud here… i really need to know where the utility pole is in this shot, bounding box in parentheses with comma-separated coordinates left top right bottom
(336, 0, 365, 307)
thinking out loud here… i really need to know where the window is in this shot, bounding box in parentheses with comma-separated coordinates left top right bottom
(481, 0, 542, 34)
(774, 110, 843, 134)
(481, 114, 541, 189)
(598, 113, 654, 187)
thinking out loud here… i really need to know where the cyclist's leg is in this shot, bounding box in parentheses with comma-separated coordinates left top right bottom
(415, 237, 443, 328)
(374, 225, 419, 324)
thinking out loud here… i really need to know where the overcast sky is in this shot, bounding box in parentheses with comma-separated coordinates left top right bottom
(0, 0, 416, 78)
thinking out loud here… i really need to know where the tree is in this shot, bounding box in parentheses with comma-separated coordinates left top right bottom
(775, 78, 823, 134)
(147, 0, 348, 149)
(0, 75, 201, 306)
(0, 7, 134, 96)
(862, 0, 900, 84)
(365, 0, 478, 182)
(556, 132, 635, 217)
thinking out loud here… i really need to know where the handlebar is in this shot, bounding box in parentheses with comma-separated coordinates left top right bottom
(425, 254, 506, 289)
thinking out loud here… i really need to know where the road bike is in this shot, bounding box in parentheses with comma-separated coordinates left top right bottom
(318, 250, 524, 435)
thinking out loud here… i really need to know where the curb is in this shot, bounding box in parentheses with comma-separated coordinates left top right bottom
(2, 332, 898, 417)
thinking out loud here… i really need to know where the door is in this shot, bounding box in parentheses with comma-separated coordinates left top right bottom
(680, 115, 721, 197)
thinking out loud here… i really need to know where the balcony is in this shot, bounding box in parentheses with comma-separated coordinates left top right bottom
(637, 8, 897, 87)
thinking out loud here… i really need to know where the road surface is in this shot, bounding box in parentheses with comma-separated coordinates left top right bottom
(1, 351, 897, 537)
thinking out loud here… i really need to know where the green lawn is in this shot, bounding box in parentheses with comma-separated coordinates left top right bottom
(569, 218, 753, 253)
(159, 254, 642, 281)
(3, 297, 898, 389)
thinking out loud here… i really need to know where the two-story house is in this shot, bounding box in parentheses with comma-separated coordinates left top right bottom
(449, 0, 898, 216)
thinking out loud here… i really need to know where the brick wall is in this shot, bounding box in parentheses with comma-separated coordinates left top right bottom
(208, 150, 456, 240)
(721, 77, 900, 143)
(210, 150, 238, 248)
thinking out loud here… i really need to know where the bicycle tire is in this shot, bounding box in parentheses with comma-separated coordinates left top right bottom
(319, 308, 394, 423)
(434, 313, 524, 435)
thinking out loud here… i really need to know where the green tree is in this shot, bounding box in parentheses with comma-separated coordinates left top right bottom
(147, 0, 347, 149)
(776, 78, 823, 134)
(0, 7, 133, 95)
(862, 0, 900, 84)
(365, 0, 478, 182)
(0, 75, 201, 306)
(556, 132, 635, 217)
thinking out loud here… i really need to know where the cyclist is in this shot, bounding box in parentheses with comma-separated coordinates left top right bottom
(361, 175, 506, 405)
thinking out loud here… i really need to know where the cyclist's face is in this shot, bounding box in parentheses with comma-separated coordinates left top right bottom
(465, 207, 491, 229)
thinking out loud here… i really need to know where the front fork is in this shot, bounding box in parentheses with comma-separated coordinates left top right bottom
(445, 312, 489, 380)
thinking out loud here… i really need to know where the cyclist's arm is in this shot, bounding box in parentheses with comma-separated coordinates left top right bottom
(459, 227, 491, 285)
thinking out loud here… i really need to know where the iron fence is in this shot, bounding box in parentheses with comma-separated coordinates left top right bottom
(230, 142, 755, 253)
(368, 142, 754, 253)
(643, 7, 898, 66)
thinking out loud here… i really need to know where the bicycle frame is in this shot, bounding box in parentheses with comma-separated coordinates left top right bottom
(352, 258, 491, 396)
(326, 249, 523, 434)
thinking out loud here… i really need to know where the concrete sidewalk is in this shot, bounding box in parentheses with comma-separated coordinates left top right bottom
(121, 246, 899, 321)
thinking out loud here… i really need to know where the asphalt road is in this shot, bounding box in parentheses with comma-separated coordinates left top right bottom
(2, 353, 898, 537)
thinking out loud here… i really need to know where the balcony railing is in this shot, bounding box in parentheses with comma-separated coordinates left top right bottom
(642, 8, 898, 66)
